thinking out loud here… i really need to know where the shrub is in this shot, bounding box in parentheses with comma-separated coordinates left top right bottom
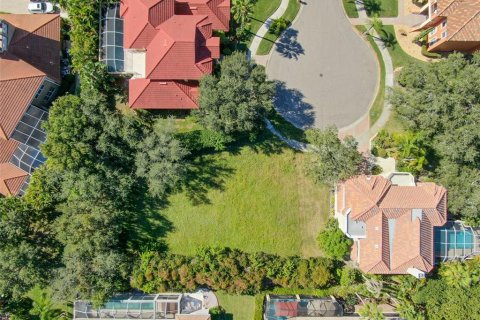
(340, 267, 361, 287)
(317, 219, 352, 260)
(421, 44, 441, 59)
(131, 247, 341, 295)
(268, 18, 290, 36)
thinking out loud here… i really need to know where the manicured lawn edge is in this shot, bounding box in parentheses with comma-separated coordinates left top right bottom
(366, 0, 398, 17)
(355, 26, 385, 127)
(245, 0, 282, 48)
(342, 0, 359, 18)
(383, 25, 426, 69)
(267, 111, 307, 143)
(256, 0, 301, 56)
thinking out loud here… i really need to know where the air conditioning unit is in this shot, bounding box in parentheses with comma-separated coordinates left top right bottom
(407, 268, 426, 279)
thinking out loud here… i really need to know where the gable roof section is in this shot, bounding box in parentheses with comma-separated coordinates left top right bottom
(175, 0, 231, 31)
(0, 14, 61, 83)
(121, 0, 175, 48)
(0, 57, 45, 140)
(145, 15, 212, 79)
(0, 139, 28, 196)
(129, 78, 199, 109)
(435, 0, 480, 43)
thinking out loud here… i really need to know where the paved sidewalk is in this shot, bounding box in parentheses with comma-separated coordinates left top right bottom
(248, 0, 289, 56)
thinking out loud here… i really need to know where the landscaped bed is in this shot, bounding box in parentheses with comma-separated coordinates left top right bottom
(256, 0, 301, 55)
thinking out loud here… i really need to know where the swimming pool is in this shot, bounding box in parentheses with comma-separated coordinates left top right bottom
(434, 221, 479, 262)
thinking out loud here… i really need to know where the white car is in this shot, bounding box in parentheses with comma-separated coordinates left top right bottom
(28, 2, 55, 14)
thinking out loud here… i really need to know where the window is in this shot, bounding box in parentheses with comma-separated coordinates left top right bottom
(34, 84, 45, 99)
(442, 20, 447, 28)
(442, 31, 448, 38)
(43, 86, 56, 101)
(430, 27, 437, 36)
(430, 37, 438, 45)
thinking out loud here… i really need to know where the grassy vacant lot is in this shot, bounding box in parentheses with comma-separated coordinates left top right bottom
(257, 0, 301, 55)
(366, 0, 398, 17)
(383, 25, 426, 69)
(246, 0, 282, 48)
(342, 0, 359, 18)
(216, 293, 256, 320)
(159, 135, 330, 257)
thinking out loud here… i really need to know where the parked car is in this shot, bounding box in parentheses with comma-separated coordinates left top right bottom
(28, 2, 55, 14)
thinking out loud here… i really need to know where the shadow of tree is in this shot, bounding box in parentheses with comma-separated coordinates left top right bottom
(274, 81, 315, 129)
(182, 154, 235, 206)
(275, 28, 305, 60)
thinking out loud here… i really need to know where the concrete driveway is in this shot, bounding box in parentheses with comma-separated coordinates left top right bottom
(0, 0, 30, 13)
(267, 0, 379, 130)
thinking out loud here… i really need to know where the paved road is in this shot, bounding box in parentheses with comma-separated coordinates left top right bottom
(267, 0, 379, 130)
(0, 0, 30, 13)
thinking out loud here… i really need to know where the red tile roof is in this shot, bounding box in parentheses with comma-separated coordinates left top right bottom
(0, 14, 61, 83)
(338, 175, 447, 274)
(121, 0, 227, 109)
(0, 57, 45, 140)
(129, 79, 199, 109)
(0, 139, 28, 196)
(175, 0, 231, 31)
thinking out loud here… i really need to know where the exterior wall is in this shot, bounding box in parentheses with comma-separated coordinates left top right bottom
(427, 18, 448, 49)
(31, 78, 60, 109)
(431, 40, 480, 52)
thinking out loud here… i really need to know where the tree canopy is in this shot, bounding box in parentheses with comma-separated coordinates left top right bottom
(390, 53, 480, 225)
(306, 127, 363, 186)
(194, 52, 275, 141)
(316, 219, 353, 260)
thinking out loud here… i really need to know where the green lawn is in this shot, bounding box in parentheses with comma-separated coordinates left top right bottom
(256, 0, 301, 55)
(217, 293, 256, 320)
(383, 25, 426, 69)
(245, 0, 282, 48)
(131, 133, 330, 258)
(342, 0, 359, 18)
(366, 0, 398, 17)
(355, 26, 385, 127)
(268, 111, 307, 143)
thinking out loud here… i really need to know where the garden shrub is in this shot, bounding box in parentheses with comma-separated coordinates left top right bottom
(131, 247, 341, 295)
(316, 219, 352, 260)
(268, 18, 290, 36)
(421, 44, 441, 59)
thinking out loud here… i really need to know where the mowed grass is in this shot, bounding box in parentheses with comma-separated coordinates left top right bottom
(216, 293, 255, 320)
(383, 25, 426, 69)
(342, 0, 359, 18)
(246, 0, 282, 48)
(156, 135, 330, 257)
(366, 0, 398, 17)
(256, 0, 301, 55)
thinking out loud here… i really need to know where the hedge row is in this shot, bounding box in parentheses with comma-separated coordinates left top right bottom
(131, 247, 343, 295)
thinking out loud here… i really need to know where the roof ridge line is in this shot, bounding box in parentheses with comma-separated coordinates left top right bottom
(146, 39, 175, 78)
(174, 81, 197, 105)
(10, 15, 59, 46)
(447, 10, 480, 41)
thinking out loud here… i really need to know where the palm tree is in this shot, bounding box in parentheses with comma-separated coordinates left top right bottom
(28, 286, 68, 320)
(359, 302, 385, 320)
(439, 260, 478, 288)
(231, 0, 255, 38)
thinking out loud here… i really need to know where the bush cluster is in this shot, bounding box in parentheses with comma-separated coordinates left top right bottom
(268, 18, 290, 36)
(132, 247, 342, 295)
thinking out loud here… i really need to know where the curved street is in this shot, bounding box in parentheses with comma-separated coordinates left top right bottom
(266, 0, 379, 130)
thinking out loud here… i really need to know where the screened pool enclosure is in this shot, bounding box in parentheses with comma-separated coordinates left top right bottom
(435, 221, 480, 262)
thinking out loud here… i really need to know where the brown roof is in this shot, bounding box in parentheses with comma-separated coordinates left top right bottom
(0, 58, 45, 139)
(0, 139, 28, 196)
(435, 0, 480, 42)
(0, 14, 61, 83)
(338, 175, 447, 274)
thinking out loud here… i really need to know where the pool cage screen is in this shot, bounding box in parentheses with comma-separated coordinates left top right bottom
(435, 221, 480, 263)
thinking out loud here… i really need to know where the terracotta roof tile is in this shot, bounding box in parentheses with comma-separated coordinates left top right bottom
(0, 163, 28, 196)
(337, 175, 447, 274)
(175, 0, 231, 31)
(129, 79, 199, 109)
(434, 0, 480, 43)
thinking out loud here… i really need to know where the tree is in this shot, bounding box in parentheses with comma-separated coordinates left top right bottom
(28, 286, 68, 320)
(231, 0, 254, 39)
(306, 127, 363, 186)
(0, 198, 59, 300)
(269, 18, 289, 36)
(194, 52, 275, 141)
(391, 53, 480, 225)
(439, 259, 480, 288)
(359, 302, 385, 320)
(317, 219, 353, 259)
(135, 119, 189, 198)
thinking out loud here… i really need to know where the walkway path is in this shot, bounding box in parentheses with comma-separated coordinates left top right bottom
(248, 0, 290, 57)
